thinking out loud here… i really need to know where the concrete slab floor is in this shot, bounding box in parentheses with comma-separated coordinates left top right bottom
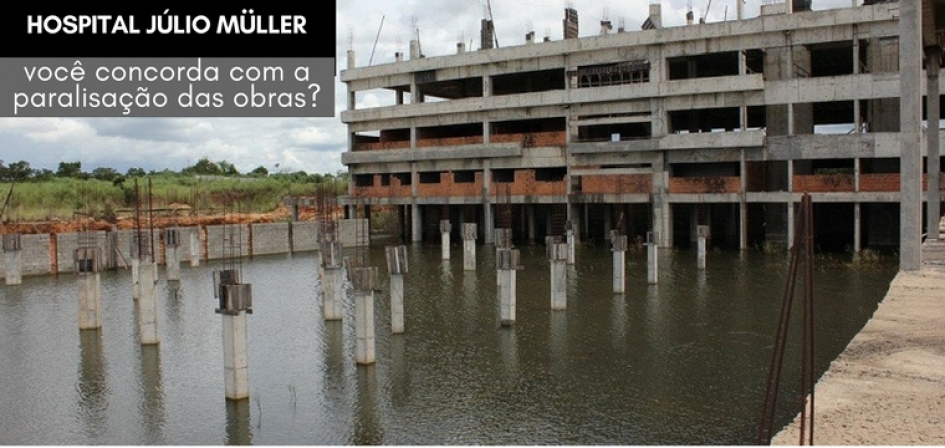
(773, 239, 945, 445)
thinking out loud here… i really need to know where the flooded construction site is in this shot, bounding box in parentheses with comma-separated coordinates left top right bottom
(0, 236, 897, 444)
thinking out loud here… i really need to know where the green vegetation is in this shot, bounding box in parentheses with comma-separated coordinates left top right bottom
(0, 158, 348, 221)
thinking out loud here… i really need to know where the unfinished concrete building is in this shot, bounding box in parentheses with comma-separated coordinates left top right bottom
(340, 0, 945, 252)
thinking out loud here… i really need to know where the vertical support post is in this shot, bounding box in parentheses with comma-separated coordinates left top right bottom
(138, 261, 159, 345)
(189, 227, 200, 267)
(497, 249, 519, 326)
(900, 0, 923, 270)
(927, 48, 941, 241)
(854, 202, 862, 253)
(411, 202, 422, 242)
(222, 312, 249, 400)
(350, 265, 377, 365)
(547, 238, 568, 310)
(215, 270, 253, 400)
(566, 224, 576, 265)
(611, 231, 627, 294)
(647, 231, 659, 285)
(76, 246, 103, 330)
(526, 205, 536, 244)
(321, 241, 344, 321)
(164, 228, 181, 281)
(463, 223, 477, 271)
(385, 245, 408, 334)
(697, 225, 709, 270)
(440, 219, 452, 260)
(3, 234, 22, 285)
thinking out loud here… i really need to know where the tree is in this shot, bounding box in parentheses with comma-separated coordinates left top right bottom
(0, 160, 32, 182)
(125, 167, 146, 178)
(249, 165, 269, 177)
(91, 167, 120, 182)
(182, 157, 222, 176)
(217, 160, 239, 176)
(56, 161, 82, 178)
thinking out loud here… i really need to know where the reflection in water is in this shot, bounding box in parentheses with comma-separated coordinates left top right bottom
(389, 335, 410, 408)
(440, 260, 452, 284)
(499, 327, 518, 380)
(550, 312, 567, 372)
(225, 398, 253, 445)
(612, 294, 627, 347)
(138, 345, 165, 443)
(352, 365, 382, 444)
(77, 330, 108, 439)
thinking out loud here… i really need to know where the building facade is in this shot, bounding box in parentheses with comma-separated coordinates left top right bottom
(340, 0, 941, 252)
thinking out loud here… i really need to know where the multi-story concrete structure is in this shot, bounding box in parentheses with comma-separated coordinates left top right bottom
(340, 0, 943, 254)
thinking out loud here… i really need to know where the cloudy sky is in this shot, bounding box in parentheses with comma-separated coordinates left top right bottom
(0, 0, 852, 176)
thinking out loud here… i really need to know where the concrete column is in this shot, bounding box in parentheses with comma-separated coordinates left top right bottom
(351, 267, 377, 365)
(347, 49, 356, 70)
(927, 48, 941, 241)
(385, 245, 408, 334)
(3, 234, 22, 285)
(787, 202, 795, 250)
(322, 266, 344, 320)
(189, 229, 200, 267)
(78, 273, 102, 330)
(566, 228, 575, 265)
(497, 248, 518, 326)
(647, 231, 659, 285)
(411, 202, 422, 242)
(483, 162, 494, 244)
(526, 205, 536, 244)
(137, 262, 159, 345)
(321, 241, 344, 321)
(612, 232, 627, 294)
(900, 0, 923, 270)
(165, 246, 180, 282)
(854, 202, 862, 253)
(696, 226, 709, 270)
(222, 312, 249, 400)
(390, 274, 404, 333)
(603, 205, 612, 241)
(463, 223, 477, 271)
(440, 219, 451, 260)
(132, 258, 141, 300)
(548, 241, 568, 310)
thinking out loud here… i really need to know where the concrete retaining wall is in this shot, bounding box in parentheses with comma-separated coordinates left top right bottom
(0, 220, 346, 279)
(56, 231, 108, 274)
(291, 221, 320, 252)
(250, 223, 290, 255)
(206, 224, 251, 260)
(339, 219, 370, 247)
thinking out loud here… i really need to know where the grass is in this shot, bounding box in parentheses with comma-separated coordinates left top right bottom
(0, 174, 348, 222)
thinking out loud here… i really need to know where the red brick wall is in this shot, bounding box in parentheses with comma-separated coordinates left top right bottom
(582, 174, 652, 194)
(353, 174, 412, 198)
(492, 170, 566, 196)
(669, 176, 741, 194)
(792, 174, 855, 192)
(859, 173, 929, 192)
(491, 131, 566, 146)
(417, 172, 484, 197)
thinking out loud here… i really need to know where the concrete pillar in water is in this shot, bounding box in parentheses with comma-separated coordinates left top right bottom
(164, 228, 181, 281)
(526, 205, 536, 244)
(495, 228, 512, 286)
(566, 227, 575, 265)
(385, 245, 408, 334)
(546, 238, 568, 310)
(214, 269, 253, 400)
(611, 231, 628, 294)
(497, 248, 520, 326)
(647, 231, 659, 285)
(76, 247, 103, 330)
(132, 258, 140, 300)
(320, 241, 344, 321)
(138, 261, 159, 345)
(462, 223, 477, 271)
(411, 202, 422, 242)
(189, 228, 200, 267)
(440, 219, 451, 260)
(3, 234, 22, 285)
(697, 225, 709, 270)
(348, 263, 378, 365)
